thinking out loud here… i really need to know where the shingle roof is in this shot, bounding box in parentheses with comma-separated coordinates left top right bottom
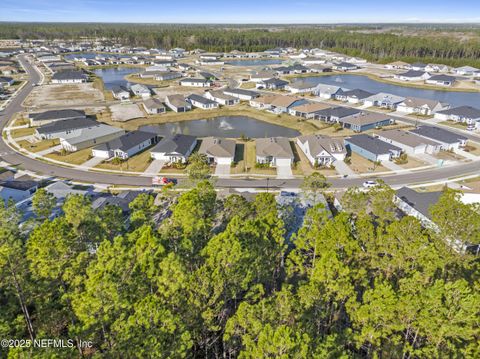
(36, 118, 98, 134)
(398, 70, 428, 78)
(198, 137, 236, 158)
(30, 109, 86, 122)
(436, 106, 480, 119)
(94, 131, 156, 152)
(51, 70, 87, 81)
(256, 137, 294, 158)
(150, 134, 197, 156)
(395, 186, 442, 219)
(297, 134, 346, 157)
(187, 94, 218, 105)
(314, 106, 360, 119)
(377, 129, 440, 147)
(410, 126, 468, 144)
(346, 134, 401, 155)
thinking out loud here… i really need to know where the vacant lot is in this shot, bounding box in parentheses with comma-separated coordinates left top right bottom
(348, 153, 389, 174)
(24, 83, 104, 107)
(45, 148, 93, 165)
(110, 103, 144, 122)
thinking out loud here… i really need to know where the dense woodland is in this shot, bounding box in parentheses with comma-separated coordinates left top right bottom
(2, 24, 480, 67)
(0, 179, 479, 358)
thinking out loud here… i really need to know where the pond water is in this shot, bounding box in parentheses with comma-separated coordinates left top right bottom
(93, 67, 141, 90)
(140, 116, 300, 138)
(295, 74, 480, 108)
(226, 59, 283, 66)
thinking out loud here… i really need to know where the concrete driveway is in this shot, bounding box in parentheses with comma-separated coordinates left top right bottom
(80, 156, 105, 169)
(36, 144, 62, 156)
(215, 163, 231, 178)
(334, 160, 358, 178)
(142, 159, 166, 176)
(276, 164, 293, 179)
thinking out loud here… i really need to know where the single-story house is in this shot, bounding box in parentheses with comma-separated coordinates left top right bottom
(409, 63, 427, 71)
(154, 71, 183, 81)
(111, 86, 131, 100)
(452, 66, 479, 76)
(286, 81, 319, 94)
(425, 64, 450, 73)
(165, 94, 192, 112)
(130, 84, 151, 99)
(29, 109, 86, 126)
(339, 112, 393, 132)
(179, 78, 212, 87)
(198, 72, 218, 81)
(363, 93, 406, 109)
(249, 95, 277, 110)
(425, 74, 456, 87)
(91, 130, 158, 159)
(313, 84, 346, 99)
(384, 61, 409, 70)
(35, 118, 98, 140)
(223, 88, 259, 101)
(60, 124, 125, 152)
(434, 106, 480, 125)
(332, 62, 358, 71)
(269, 95, 307, 113)
(0, 177, 38, 204)
(288, 102, 331, 119)
(345, 134, 402, 162)
(198, 137, 236, 165)
(204, 90, 240, 106)
(142, 98, 166, 114)
(394, 187, 442, 229)
(0, 66, 18, 76)
(375, 129, 442, 155)
(249, 71, 276, 83)
(396, 97, 450, 116)
(51, 70, 88, 84)
(0, 76, 14, 87)
(186, 94, 219, 110)
(296, 134, 346, 166)
(335, 89, 373, 104)
(198, 59, 225, 66)
(394, 70, 431, 82)
(150, 134, 197, 163)
(302, 57, 326, 65)
(257, 78, 289, 90)
(255, 137, 294, 167)
(409, 126, 467, 151)
(314, 106, 361, 123)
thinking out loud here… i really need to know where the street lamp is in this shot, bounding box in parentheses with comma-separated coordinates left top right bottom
(266, 177, 270, 192)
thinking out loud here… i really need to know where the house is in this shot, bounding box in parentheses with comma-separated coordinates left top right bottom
(60, 124, 125, 152)
(363, 93, 405, 109)
(452, 66, 479, 76)
(150, 134, 197, 163)
(35, 118, 98, 140)
(91, 131, 158, 160)
(425, 64, 450, 73)
(179, 78, 212, 87)
(29, 109, 86, 126)
(256, 137, 294, 167)
(288, 102, 330, 119)
(409, 126, 467, 150)
(313, 84, 346, 99)
(384, 61, 409, 69)
(249, 95, 277, 110)
(434, 106, 480, 126)
(394, 70, 431, 81)
(186, 94, 219, 110)
(314, 106, 361, 123)
(198, 72, 218, 81)
(394, 186, 442, 227)
(396, 97, 450, 116)
(142, 98, 166, 115)
(274, 64, 310, 75)
(409, 63, 427, 71)
(223, 88, 259, 101)
(332, 62, 358, 71)
(204, 90, 240, 106)
(296, 135, 346, 166)
(154, 71, 182, 81)
(0, 66, 18, 75)
(345, 134, 402, 162)
(198, 137, 236, 165)
(339, 112, 393, 132)
(375, 129, 442, 155)
(130, 84, 151, 99)
(165, 94, 192, 112)
(111, 86, 131, 100)
(0, 176, 38, 204)
(198, 59, 225, 66)
(302, 57, 326, 65)
(0, 76, 14, 87)
(425, 74, 456, 87)
(177, 63, 192, 71)
(287, 81, 319, 94)
(257, 78, 289, 90)
(335, 89, 373, 104)
(51, 70, 88, 84)
(92, 191, 149, 216)
(249, 71, 276, 83)
(270, 95, 306, 113)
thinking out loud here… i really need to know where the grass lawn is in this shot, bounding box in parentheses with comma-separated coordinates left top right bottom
(435, 151, 465, 161)
(231, 142, 247, 174)
(16, 139, 59, 153)
(294, 143, 337, 177)
(439, 120, 469, 130)
(348, 153, 388, 174)
(464, 142, 480, 156)
(11, 114, 30, 126)
(245, 141, 276, 175)
(397, 156, 428, 169)
(95, 149, 152, 172)
(45, 148, 93, 165)
(11, 127, 35, 138)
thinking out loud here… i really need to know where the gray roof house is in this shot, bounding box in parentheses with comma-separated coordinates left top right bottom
(165, 94, 192, 112)
(339, 112, 393, 132)
(111, 85, 131, 100)
(223, 88, 259, 101)
(335, 89, 374, 103)
(255, 137, 294, 167)
(204, 90, 240, 106)
(51, 70, 88, 83)
(35, 118, 98, 140)
(394, 70, 431, 81)
(409, 126, 468, 150)
(363, 93, 406, 109)
(314, 106, 361, 123)
(296, 134, 346, 166)
(397, 97, 450, 116)
(150, 134, 197, 163)
(313, 84, 345, 99)
(60, 124, 125, 152)
(394, 186, 442, 229)
(434, 106, 480, 125)
(91, 130, 158, 159)
(142, 98, 166, 114)
(375, 129, 442, 155)
(29, 109, 86, 126)
(186, 94, 219, 110)
(130, 84, 151, 99)
(345, 134, 402, 162)
(258, 78, 289, 90)
(426, 74, 456, 87)
(179, 78, 212, 87)
(198, 137, 236, 165)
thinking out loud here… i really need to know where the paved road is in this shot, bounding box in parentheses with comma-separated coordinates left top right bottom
(0, 55, 479, 190)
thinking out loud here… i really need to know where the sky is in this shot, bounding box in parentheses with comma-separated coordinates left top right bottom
(1, 0, 480, 24)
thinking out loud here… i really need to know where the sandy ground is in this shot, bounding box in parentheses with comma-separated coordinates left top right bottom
(110, 103, 144, 122)
(24, 83, 104, 108)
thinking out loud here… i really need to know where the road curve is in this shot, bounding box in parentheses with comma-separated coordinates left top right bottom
(0, 55, 479, 190)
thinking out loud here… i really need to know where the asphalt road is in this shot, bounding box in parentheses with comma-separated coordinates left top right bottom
(0, 55, 479, 190)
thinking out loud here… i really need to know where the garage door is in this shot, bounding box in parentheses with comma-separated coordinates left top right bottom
(276, 158, 292, 166)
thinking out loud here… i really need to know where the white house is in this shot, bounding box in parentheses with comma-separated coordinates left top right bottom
(375, 129, 442, 155)
(91, 131, 158, 159)
(394, 70, 431, 82)
(434, 106, 480, 126)
(204, 90, 240, 106)
(296, 135, 346, 166)
(186, 94, 219, 110)
(130, 84, 151, 99)
(51, 70, 88, 84)
(396, 97, 450, 116)
(179, 78, 212, 87)
(150, 134, 197, 163)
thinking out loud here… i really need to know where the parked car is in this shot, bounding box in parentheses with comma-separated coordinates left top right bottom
(363, 180, 378, 188)
(152, 176, 177, 186)
(466, 125, 475, 131)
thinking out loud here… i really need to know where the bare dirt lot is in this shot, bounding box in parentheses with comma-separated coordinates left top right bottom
(110, 103, 144, 122)
(24, 83, 105, 108)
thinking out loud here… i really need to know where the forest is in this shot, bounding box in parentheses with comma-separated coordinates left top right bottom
(2, 23, 480, 67)
(0, 179, 479, 358)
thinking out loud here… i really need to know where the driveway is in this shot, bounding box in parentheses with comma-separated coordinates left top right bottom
(454, 148, 478, 161)
(80, 156, 105, 169)
(276, 164, 293, 179)
(413, 153, 441, 165)
(334, 160, 358, 178)
(215, 163, 231, 178)
(382, 160, 406, 172)
(142, 159, 166, 176)
(36, 144, 62, 156)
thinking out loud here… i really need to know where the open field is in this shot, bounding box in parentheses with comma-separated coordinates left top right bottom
(24, 83, 104, 107)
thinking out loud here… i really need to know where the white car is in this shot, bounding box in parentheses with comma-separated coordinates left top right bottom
(362, 180, 378, 188)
